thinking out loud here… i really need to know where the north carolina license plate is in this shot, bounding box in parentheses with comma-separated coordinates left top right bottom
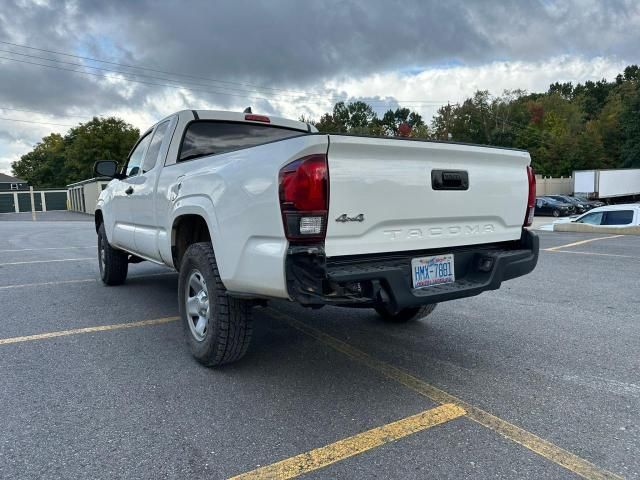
(411, 254, 455, 288)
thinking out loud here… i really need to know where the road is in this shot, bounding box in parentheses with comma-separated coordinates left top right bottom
(0, 213, 637, 479)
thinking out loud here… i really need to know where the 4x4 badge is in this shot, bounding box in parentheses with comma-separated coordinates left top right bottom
(335, 213, 364, 223)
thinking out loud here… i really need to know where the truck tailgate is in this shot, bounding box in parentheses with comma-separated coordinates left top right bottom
(324, 135, 531, 257)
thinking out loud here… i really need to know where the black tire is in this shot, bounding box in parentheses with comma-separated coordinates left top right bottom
(552, 209, 560, 217)
(178, 242, 253, 366)
(98, 223, 128, 286)
(374, 303, 437, 323)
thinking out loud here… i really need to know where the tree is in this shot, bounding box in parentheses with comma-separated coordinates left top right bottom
(11, 133, 66, 188)
(548, 82, 574, 99)
(346, 101, 376, 131)
(312, 100, 430, 138)
(314, 112, 342, 133)
(571, 121, 608, 170)
(11, 117, 139, 187)
(619, 81, 640, 167)
(432, 103, 454, 140)
(63, 117, 139, 181)
(379, 107, 424, 136)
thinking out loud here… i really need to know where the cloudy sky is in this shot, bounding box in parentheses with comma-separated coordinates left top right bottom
(0, 0, 638, 176)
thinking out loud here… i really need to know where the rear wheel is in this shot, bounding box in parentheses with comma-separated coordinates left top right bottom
(97, 223, 128, 285)
(178, 242, 253, 366)
(374, 304, 437, 323)
(552, 209, 560, 217)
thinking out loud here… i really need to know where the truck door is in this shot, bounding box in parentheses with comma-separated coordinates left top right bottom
(129, 118, 173, 261)
(109, 132, 152, 250)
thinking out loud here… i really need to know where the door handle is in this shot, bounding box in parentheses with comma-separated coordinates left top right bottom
(431, 170, 469, 190)
(125, 186, 134, 195)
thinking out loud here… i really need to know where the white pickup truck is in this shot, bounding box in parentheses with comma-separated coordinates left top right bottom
(94, 109, 539, 366)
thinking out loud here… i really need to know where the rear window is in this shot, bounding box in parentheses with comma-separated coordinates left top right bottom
(602, 210, 634, 225)
(179, 121, 305, 162)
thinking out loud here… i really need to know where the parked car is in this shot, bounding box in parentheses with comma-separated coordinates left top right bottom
(572, 194, 605, 208)
(546, 195, 591, 213)
(534, 197, 575, 217)
(93, 109, 539, 366)
(572, 204, 640, 227)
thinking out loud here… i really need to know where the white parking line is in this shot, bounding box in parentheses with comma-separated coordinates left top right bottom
(0, 271, 177, 290)
(0, 246, 93, 253)
(0, 257, 94, 266)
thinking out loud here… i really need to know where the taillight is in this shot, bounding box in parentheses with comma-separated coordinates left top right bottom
(524, 165, 536, 227)
(279, 154, 328, 242)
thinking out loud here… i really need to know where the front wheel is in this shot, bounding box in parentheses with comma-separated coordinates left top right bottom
(178, 242, 253, 366)
(98, 223, 128, 285)
(552, 209, 560, 217)
(374, 304, 437, 323)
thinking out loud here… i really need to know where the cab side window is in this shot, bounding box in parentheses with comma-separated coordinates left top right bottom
(125, 134, 152, 177)
(142, 120, 171, 173)
(602, 210, 633, 225)
(576, 212, 603, 225)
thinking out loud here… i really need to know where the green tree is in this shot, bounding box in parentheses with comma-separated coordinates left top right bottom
(346, 101, 376, 130)
(11, 116, 139, 187)
(571, 121, 608, 171)
(379, 107, 424, 136)
(432, 103, 454, 140)
(11, 133, 66, 188)
(63, 117, 139, 181)
(314, 112, 342, 133)
(619, 81, 640, 167)
(410, 123, 430, 139)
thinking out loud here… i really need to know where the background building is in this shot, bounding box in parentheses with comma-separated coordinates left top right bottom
(0, 173, 29, 191)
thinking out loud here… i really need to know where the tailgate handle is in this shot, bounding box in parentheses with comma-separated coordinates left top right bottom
(431, 170, 469, 190)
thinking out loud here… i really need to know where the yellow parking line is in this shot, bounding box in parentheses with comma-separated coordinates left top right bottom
(0, 271, 176, 291)
(545, 235, 623, 251)
(0, 257, 94, 266)
(230, 403, 465, 480)
(265, 309, 621, 480)
(0, 316, 179, 345)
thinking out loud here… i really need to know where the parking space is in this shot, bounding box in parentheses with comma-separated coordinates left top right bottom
(0, 219, 637, 479)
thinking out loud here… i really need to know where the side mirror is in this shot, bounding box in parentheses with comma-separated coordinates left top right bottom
(94, 160, 120, 178)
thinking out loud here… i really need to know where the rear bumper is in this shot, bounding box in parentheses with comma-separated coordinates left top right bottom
(286, 230, 539, 311)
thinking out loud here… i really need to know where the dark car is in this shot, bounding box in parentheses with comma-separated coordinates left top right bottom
(534, 197, 575, 217)
(546, 195, 591, 213)
(572, 194, 606, 208)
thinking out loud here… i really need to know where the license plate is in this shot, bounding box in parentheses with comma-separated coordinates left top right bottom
(411, 254, 455, 288)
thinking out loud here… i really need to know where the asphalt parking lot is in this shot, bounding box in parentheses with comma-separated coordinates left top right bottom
(0, 213, 638, 479)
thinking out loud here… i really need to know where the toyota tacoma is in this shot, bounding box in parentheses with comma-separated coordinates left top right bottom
(94, 109, 538, 366)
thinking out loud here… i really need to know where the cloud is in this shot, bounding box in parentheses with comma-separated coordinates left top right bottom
(330, 55, 629, 119)
(0, 0, 638, 174)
